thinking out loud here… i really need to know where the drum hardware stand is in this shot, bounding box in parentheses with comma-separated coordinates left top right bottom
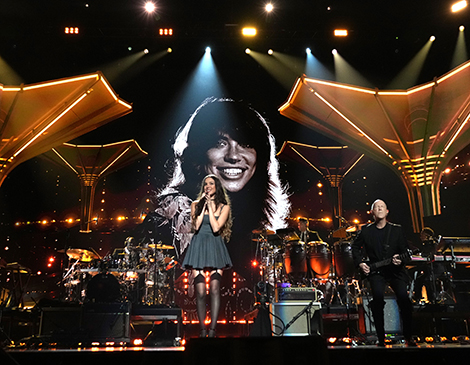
(435, 245, 457, 305)
(342, 276, 355, 338)
(167, 263, 177, 307)
(0, 308, 15, 346)
(329, 244, 345, 306)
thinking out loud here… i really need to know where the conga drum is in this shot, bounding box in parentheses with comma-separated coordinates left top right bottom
(333, 241, 355, 278)
(307, 241, 331, 279)
(284, 241, 307, 283)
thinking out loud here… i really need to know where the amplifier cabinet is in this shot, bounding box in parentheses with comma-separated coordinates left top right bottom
(270, 301, 322, 336)
(359, 296, 402, 335)
(275, 287, 319, 302)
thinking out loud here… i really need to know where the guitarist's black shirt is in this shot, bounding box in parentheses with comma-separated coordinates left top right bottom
(352, 221, 409, 280)
(371, 225, 387, 260)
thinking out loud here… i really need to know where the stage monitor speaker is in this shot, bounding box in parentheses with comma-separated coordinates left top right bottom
(39, 306, 81, 336)
(270, 301, 322, 336)
(81, 302, 130, 342)
(360, 296, 402, 335)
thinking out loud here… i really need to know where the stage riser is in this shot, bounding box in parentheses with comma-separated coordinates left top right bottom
(6, 339, 470, 365)
(37, 303, 182, 344)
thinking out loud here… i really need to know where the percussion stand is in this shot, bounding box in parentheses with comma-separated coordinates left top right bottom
(342, 276, 355, 338)
(330, 242, 344, 306)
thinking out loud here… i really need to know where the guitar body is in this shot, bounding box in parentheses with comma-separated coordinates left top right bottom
(360, 249, 412, 278)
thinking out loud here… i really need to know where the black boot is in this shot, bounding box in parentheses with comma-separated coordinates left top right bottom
(370, 299, 386, 346)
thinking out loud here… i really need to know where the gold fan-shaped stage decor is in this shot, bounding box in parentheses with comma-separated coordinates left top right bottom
(280, 60, 470, 232)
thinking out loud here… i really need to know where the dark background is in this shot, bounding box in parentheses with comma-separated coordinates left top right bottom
(1, 0, 469, 276)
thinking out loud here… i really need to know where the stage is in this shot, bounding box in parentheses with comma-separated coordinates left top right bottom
(3, 337, 470, 365)
(2, 300, 470, 365)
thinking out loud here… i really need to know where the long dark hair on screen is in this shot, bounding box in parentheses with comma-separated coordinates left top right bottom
(160, 97, 290, 231)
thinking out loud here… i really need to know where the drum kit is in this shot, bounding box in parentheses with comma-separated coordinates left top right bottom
(252, 225, 359, 304)
(61, 239, 177, 305)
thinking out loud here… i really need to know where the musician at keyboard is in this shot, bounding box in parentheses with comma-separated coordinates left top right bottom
(411, 227, 447, 304)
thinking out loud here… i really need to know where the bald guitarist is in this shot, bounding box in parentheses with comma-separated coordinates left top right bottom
(352, 199, 416, 347)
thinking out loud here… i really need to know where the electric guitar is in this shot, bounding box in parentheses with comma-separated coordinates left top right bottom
(361, 249, 412, 277)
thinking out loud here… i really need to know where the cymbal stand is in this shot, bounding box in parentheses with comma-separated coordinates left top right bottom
(62, 259, 80, 302)
(330, 243, 343, 306)
(167, 264, 177, 307)
(342, 276, 354, 338)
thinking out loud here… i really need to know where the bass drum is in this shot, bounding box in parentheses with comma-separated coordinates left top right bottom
(284, 242, 307, 283)
(333, 241, 355, 278)
(86, 273, 121, 302)
(307, 242, 331, 279)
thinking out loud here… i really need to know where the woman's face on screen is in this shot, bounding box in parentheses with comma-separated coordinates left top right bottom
(205, 133, 257, 192)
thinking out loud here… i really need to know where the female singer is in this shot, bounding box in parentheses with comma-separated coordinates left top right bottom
(182, 174, 233, 337)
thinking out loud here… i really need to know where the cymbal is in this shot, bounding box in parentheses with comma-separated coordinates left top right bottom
(276, 227, 296, 236)
(252, 228, 276, 235)
(66, 248, 100, 262)
(6, 262, 31, 274)
(148, 243, 174, 250)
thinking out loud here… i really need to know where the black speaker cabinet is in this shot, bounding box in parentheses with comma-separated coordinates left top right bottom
(39, 306, 82, 336)
(81, 302, 130, 342)
(270, 301, 322, 336)
(360, 296, 402, 335)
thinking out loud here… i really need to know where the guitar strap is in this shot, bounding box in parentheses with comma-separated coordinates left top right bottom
(383, 223, 392, 257)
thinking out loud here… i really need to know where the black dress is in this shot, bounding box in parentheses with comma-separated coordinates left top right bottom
(182, 214, 232, 270)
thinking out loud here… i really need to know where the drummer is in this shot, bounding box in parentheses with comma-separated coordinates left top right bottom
(297, 217, 323, 243)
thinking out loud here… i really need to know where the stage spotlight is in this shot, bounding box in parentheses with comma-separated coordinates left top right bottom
(159, 28, 173, 36)
(460, 25, 465, 31)
(167, 48, 172, 53)
(144, 1, 156, 13)
(128, 47, 132, 51)
(430, 35, 436, 42)
(242, 27, 257, 37)
(268, 49, 273, 55)
(265, 3, 274, 12)
(306, 48, 311, 54)
(144, 49, 149, 54)
(205, 47, 211, 54)
(64, 27, 79, 34)
(332, 49, 338, 55)
(334, 29, 348, 37)
(245, 48, 251, 54)
(452, 1, 468, 12)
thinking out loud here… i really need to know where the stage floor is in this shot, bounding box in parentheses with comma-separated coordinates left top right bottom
(4, 339, 470, 365)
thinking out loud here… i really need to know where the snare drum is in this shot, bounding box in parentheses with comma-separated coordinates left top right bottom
(307, 241, 331, 279)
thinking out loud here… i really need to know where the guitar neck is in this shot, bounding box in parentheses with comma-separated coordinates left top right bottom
(369, 250, 411, 272)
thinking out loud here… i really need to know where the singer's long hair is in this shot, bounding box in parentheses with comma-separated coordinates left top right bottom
(192, 174, 232, 241)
